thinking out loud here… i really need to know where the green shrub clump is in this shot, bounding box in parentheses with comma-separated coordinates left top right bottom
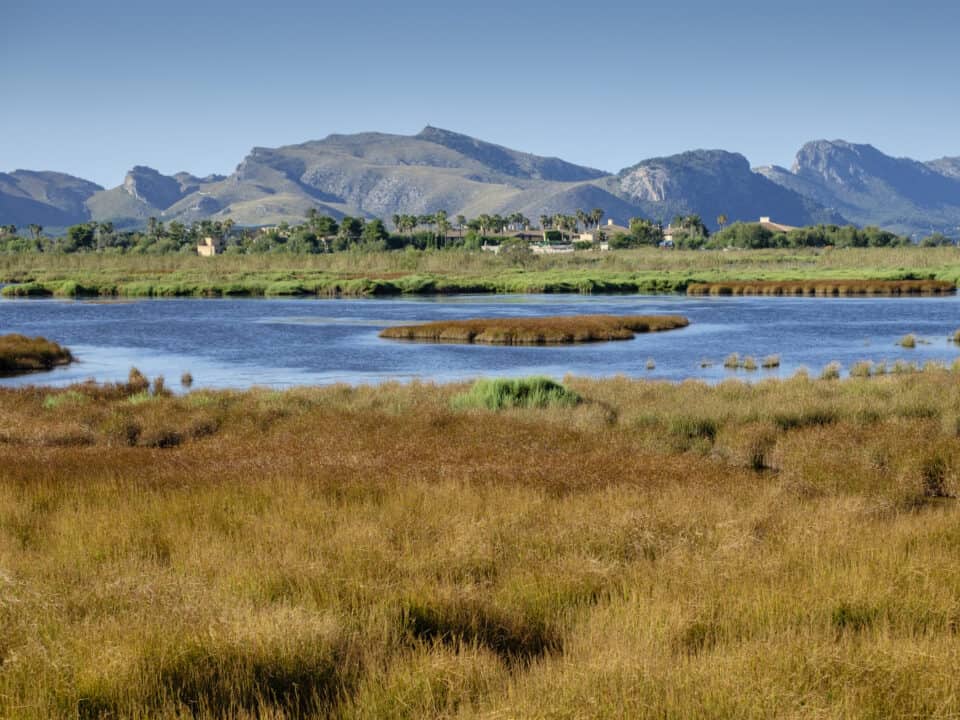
(453, 377, 581, 411)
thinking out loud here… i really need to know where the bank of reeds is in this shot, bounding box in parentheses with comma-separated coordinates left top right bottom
(0, 333, 73, 374)
(5, 247, 960, 299)
(4, 370, 960, 716)
(379, 314, 689, 344)
(686, 278, 955, 296)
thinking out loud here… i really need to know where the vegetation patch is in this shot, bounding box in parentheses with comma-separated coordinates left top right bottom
(0, 333, 73, 375)
(452, 377, 581, 410)
(687, 279, 955, 296)
(5, 370, 960, 716)
(380, 314, 689, 345)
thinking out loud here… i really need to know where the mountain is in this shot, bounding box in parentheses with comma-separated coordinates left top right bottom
(85, 166, 227, 228)
(607, 150, 844, 229)
(21, 129, 960, 235)
(757, 140, 960, 237)
(0, 170, 102, 226)
(142, 129, 838, 229)
(927, 156, 960, 181)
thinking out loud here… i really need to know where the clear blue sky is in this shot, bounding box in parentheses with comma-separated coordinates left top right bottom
(3, 0, 958, 187)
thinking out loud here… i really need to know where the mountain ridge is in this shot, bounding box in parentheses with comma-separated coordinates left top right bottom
(2, 129, 958, 237)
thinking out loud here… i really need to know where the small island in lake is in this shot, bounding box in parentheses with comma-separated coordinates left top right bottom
(0, 334, 74, 375)
(380, 314, 689, 345)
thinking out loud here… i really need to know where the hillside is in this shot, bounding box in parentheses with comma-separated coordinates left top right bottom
(757, 140, 960, 237)
(607, 150, 844, 229)
(0, 171, 102, 226)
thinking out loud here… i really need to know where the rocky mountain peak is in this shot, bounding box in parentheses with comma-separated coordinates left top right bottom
(122, 166, 185, 210)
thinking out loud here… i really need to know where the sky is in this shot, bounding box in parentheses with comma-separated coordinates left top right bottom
(3, 0, 959, 187)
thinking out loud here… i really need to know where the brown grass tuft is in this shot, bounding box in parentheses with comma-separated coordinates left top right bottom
(0, 333, 73, 375)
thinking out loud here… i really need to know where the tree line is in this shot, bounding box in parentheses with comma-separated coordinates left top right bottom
(0, 210, 953, 255)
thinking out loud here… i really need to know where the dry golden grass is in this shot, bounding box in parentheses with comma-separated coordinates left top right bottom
(0, 333, 73, 375)
(687, 278, 956, 295)
(379, 314, 689, 344)
(3, 371, 960, 717)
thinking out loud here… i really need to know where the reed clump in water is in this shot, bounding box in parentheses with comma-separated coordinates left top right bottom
(899, 334, 917, 348)
(686, 279, 955, 296)
(0, 333, 73, 375)
(380, 314, 689, 345)
(3, 370, 960, 716)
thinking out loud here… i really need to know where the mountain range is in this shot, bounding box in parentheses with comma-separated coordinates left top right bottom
(2, 127, 959, 237)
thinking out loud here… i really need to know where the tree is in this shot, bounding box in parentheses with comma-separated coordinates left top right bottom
(65, 223, 96, 251)
(628, 218, 663, 246)
(717, 214, 728, 232)
(576, 209, 588, 234)
(590, 208, 604, 229)
(335, 216, 363, 249)
(28, 224, 42, 240)
(539, 214, 550, 230)
(361, 219, 389, 244)
(434, 210, 450, 248)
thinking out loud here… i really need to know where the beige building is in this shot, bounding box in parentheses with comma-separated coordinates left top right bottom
(578, 218, 630, 243)
(757, 217, 798, 232)
(197, 236, 223, 257)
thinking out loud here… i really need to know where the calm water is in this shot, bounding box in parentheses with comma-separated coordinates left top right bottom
(2, 294, 960, 389)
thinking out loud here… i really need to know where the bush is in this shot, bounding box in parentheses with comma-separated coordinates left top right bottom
(453, 377, 581, 411)
(820, 362, 842, 380)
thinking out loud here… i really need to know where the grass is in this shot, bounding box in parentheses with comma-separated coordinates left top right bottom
(451, 377, 581, 410)
(686, 279, 956, 296)
(4, 369, 960, 716)
(0, 333, 73, 375)
(5, 246, 960, 298)
(380, 315, 689, 345)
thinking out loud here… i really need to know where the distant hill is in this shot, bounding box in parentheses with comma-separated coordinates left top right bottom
(756, 140, 960, 237)
(0, 171, 102, 226)
(5, 129, 960, 236)
(607, 150, 844, 229)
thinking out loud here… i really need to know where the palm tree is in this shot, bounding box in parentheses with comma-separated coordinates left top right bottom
(455, 214, 466, 241)
(591, 208, 604, 229)
(434, 210, 448, 247)
(717, 214, 728, 232)
(539, 214, 550, 230)
(576, 209, 588, 235)
(28, 224, 42, 240)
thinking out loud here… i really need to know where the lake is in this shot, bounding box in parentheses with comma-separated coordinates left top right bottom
(2, 294, 959, 389)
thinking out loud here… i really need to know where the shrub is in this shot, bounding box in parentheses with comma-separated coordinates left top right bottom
(742, 356, 758, 371)
(723, 353, 740, 369)
(180, 372, 194, 388)
(128, 367, 149, 394)
(453, 377, 581, 411)
(669, 416, 719, 452)
(899, 334, 917, 348)
(761, 355, 781, 369)
(820, 362, 841, 380)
